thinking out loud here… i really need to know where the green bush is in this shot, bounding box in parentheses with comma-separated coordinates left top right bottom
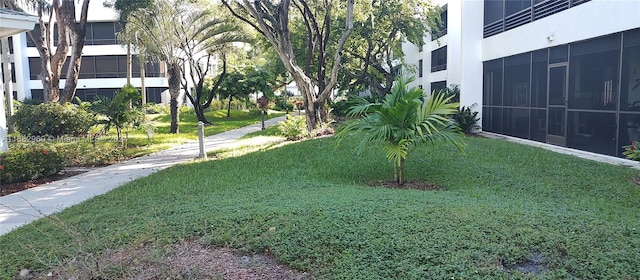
(208, 100, 224, 111)
(12, 103, 95, 137)
(438, 84, 460, 103)
(142, 103, 169, 114)
(453, 105, 480, 134)
(225, 99, 247, 110)
(274, 95, 294, 112)
(0, 148, 64, 184)
(622, 141, 640, 161)
(278, 115, 307, 140)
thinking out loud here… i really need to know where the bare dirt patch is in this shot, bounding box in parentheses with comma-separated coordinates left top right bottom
(26, 241, 310, 280)
(367, 180, 444, 191)
(502, 251, 548, 275)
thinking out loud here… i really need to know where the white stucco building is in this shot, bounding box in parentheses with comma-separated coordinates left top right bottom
(403, 0, 640, 158)
(2, 1, 170, 103)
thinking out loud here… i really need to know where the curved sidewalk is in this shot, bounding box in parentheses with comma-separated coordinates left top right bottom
(0, 115, 288, 236)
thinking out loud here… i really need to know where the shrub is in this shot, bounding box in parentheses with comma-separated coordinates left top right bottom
(12, 102, 95, 137)
(92, 86, 149, 148)
(330, 96, 365, 118)
(0, 148, 64, 184)
(179, 105, 194, 114)
(622, 141, 640, 161)
(438, 84, 460, 103)
(248, 108, 264, 117)
(274, 95, 294, 112)
(279, 115, 307, 141)
(143, 103, 169, 114)
(453, 105, 480, 134)
(9, 141, 125, 167)
(208, 100, 224, 111)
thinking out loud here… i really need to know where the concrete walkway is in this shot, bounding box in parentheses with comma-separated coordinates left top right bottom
(0, 115, 288, 236)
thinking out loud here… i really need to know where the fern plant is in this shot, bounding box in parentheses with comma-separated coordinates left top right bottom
(338, 75, 465, 185)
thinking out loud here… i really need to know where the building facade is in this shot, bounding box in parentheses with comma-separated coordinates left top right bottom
(2, 1, 169, 103)
(403, 0, 640, 158)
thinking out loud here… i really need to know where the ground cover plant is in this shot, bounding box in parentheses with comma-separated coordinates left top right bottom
(0, 135, 638, 279)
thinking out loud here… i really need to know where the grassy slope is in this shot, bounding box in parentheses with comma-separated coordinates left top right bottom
(1, 136, 638, 279)
(124, 110, 285, 157)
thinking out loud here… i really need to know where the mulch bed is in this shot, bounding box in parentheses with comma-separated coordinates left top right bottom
(367, 180, 444, 191)
(0, 170, 87, 197)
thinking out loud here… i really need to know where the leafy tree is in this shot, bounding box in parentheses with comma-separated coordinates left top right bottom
(91, 85, 146, 148)
(5, 0, 90, 103)
(221, 0, 355, 132)
(178, 10, 249, 124)
(338, 75, 465, 185)
(126, 0, 245, 132)
(339, 0, 439, 99)
(218, 65, 274, 118)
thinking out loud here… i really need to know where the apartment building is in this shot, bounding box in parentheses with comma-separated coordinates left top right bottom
(403, 0, 640, 158)
(2, 1, 169, 103)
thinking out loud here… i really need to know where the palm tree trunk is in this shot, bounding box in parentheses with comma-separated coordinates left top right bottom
(398, 157, 405, 185)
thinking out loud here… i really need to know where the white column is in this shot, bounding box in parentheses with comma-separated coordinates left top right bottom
(459, 0, 485, 124)
(0, 78, 7, 152)
(13, 33, 31, 101)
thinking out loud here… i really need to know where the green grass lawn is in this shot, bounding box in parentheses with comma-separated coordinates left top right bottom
(124, 109, 285, 157)
(1, 135, 638, 279)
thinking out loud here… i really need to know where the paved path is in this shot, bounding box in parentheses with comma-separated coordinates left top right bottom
(0, 115, 288, 236)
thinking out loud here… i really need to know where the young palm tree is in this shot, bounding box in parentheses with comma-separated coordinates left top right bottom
(338, 75, 466, 185)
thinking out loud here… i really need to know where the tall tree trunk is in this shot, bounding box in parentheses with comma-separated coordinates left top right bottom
(397, 157, 405, 185)
(227, 95, 232, 118)
(126, 42, 131, 85)
(167, 62, 181, 133)
(59, 0, 90, 103)
(195, 104, 209, 124)
(1, 37, 14, 133)
(140, 62, 146, 104)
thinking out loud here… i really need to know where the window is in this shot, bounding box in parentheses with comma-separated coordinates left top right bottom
(431, 46, 447, 72)
(29, 57, 41, 80)
(418, 59, 423, 77)
(549, 45, 568, 64)
(621, 28, 640, 112)
(484, 0, 504, 26)
(95, 56, 118, 78)
(503, 53, 530, 107)
(506, 0, 531, 16)
(90, 22, 117, 45)
(531, 50, 548, 108)
(567, 112, 617, 156)
(431, 81, 447, 94)
(503, 108, 530, 139)
(484, 0, 592, 38)
(483, 59, 503, 106)
(433, 5, 447, 39)
(530, 109, 546, 141)
(30, 89, 43, 101)
(79, 57, 96, 79)
(569, 33, 621, 111)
